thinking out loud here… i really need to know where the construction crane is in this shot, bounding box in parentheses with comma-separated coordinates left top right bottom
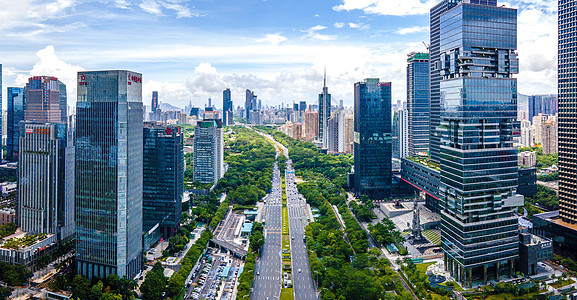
(422, 41, 430, 51)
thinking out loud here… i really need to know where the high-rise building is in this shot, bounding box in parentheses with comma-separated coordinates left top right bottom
(299, 101, 306, 113)
(223, 88, 233, 126)
(407, 52, 430, 156)
(18, 122, 74, 240)
(319, 71, 331, 148)
(430, 0, 462, 164)
(143, 123, 183, 240)
(75, 70, 143, 279)
(7, 87, 25, 162)
(304, 111, 319, 141)
(0, 64, 2, 152)
(151, 91, 158, 112)
(438, 2, 522, 287)
(24, 76, 66, 123)
(344, 115, 354, 154)
(399, 109, 410, 158)
(559, 0, 577, 224)
(327, 109, 345, 153)
(528, 94, 558, 121)
(353, 78, 392, 198)
(193, 116, 224, 184)
(245, 89, 256, 122)
(520, 119, 533, 147)
(532, 114, 548, 145)
(542, 119, 558, 154)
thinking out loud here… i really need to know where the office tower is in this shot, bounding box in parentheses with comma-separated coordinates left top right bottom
(299, 101, 306, 113)
(528, 94, 558, 120)
(344, 115, 354, 154)
(304, 111, 319, 141)
(430, 0, 462, 164)
(520, 119, 533, 147)
(193, 116, 224, 184)
(190, 107, 200, 118)
(208, 98, 212, 109)
(339, 99, 344, 108)
(143, 123, 183, 239)
(0, 65, 2, 153)
(542, 119, 558, 154)
(399, 109, 410, 158)
(223, 88, 233, 126)
(407, 52, 430, 156)
(327, 109, 345, 153)
(438, 2, 522, 287)
(245, 89, 256, 122)
(319, 71, 332, 148)
(18, 123, 74, 240)
(151, 91, 158, 112)
(353, 78, 392, 198)
(7, 88, 25, 162)
(559, 0, 577, 223)
(59, 82, 67, 122)
(24, 76, 66, 123)
(293, 103, 299, 111)
(75, 70, 143, 279)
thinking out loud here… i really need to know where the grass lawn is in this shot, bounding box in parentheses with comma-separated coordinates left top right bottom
(282, 207, 289, 235)
(416, 262, 435, 275)
(280, 288, 294, 300)
(551, 278, 575, 289)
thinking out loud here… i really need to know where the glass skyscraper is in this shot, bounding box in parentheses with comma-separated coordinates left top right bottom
(319, 72, 331, 148)
(143, 123, 183, 239)
(353, 78, 392, 198)
(430, 0, 463, 164)
(75, 70, 143, 279)
(24, 76, 66, 123)
(193, 115, 224, 184)
(407, 52, 430, 156)
(7, 87, 25, 162)
(558, 0, 577, 224)
(438, 1, 522, 287)
(223, 88, 233, 126)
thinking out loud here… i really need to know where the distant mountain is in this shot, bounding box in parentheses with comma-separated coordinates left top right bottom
(159, 102, 183, 112)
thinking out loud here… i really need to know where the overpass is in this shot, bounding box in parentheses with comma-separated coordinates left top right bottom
(210, 239, 248, 258)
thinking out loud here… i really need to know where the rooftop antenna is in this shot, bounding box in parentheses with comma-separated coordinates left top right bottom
(323, 66, 327, 88)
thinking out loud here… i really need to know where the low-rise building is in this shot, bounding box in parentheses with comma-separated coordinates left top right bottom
(518, 231, 553, 276)
(0, 209, 16, 226)
(518, 151, 537, 167)
(0, 230, 58, 270)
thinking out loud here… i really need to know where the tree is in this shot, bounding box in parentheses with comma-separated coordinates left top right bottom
(140, 262, 168, 300)
(71, 275, 91, 300)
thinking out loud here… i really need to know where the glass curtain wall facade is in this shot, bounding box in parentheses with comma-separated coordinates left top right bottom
(193, 119, 224, 184)
(438, 2, 522, 287)
(7, 87, 25, 162)
(407, 52, 431, 156)
(319, 74, 331, 148)
(353, 78, 392, 198)
(75, 70, 143, 279)
(18, 123, 68, 236)
(143, 123, 183, 238)
(24, 76, 64, 123)
(223, 88, 233, 126)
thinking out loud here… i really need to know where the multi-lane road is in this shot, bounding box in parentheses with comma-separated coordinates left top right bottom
(252, 163, 283, 300)
(285, 160, 317, 300)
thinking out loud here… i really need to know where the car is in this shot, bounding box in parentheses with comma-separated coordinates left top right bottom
(256, 271, 260, 276)
(298, 269, 301, 273)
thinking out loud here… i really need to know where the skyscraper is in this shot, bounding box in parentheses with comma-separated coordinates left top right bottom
(559, 0, 577, 224)
(430, 0, 462, 164)
(7, 87, 25, 162)
(193, 115, 224, 184)
(245, 89, 256, 122)
(353, 78, 392, 198)
(327, 109, 345, 153)
(528, 94, 558, 120)
(143, 123, 183, 240)
(407, 52, 430, 156)
(438, 2, 522, 287)
(75, 70, 143, 279)
(344, 115, 354, 154)
(24, 76, 66, 123)
(520, 119, 533, 148)
(542, 119, 558, 154)
(152, 91, 158, 112)
(223, 88, 233, 126)
(0, 64, 2, 152)
(304, 111, 319, 141)
(319, 70, 331, 148)
(18, 123, 74, 240)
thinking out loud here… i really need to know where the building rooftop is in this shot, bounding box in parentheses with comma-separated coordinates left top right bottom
(405, 156, 440, 171)
(241, 222, 253, 233)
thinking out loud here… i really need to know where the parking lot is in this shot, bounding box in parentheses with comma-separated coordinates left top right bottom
(185, 247, 242, 300)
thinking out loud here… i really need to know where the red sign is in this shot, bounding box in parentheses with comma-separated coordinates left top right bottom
(35, 128, 50, 135)
(128, 75, 142, 84)
(165, 127, 173, 135)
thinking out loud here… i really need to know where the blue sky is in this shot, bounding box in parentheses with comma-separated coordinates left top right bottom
(0, 0, 557, 109)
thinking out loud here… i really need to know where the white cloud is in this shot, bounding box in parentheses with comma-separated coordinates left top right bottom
(15, 45, 85, 104)
(395, 26, 429, 35)
(0, 0, 76, 29)
(348, 22, 370, 30)
(113, 0, 131, 9)
(333, 0, 437, 16)
(334, 22, 345, 29)
(256, 34, 288, 46)
(138, 0, 198, 18)
(302, 25, 336, 41)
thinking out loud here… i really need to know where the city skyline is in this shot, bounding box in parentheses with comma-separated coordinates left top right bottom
(0, 0, 556, 110)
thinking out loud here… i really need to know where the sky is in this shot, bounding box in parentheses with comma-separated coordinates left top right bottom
(0, 0, 558, 110)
